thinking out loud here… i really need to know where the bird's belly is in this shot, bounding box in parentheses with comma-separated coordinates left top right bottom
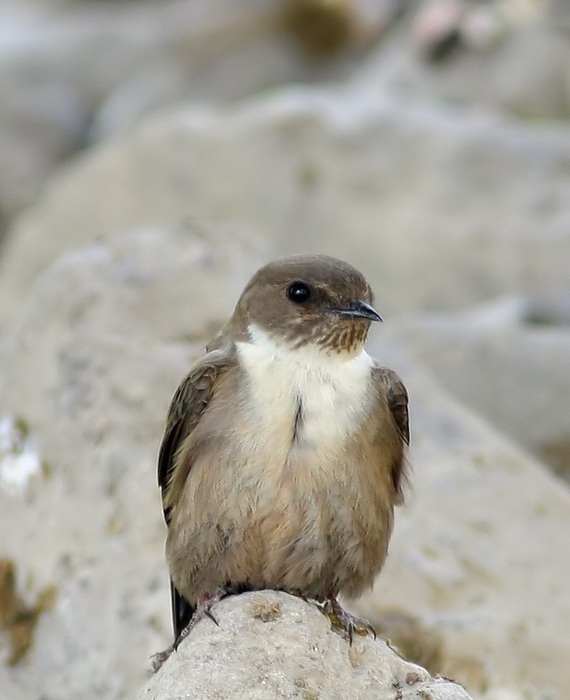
(169, 427, 392, 604)
(189, 421, 392, 601)
(168, 348, 394, 603)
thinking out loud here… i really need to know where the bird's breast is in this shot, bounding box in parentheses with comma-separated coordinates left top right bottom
(236, 326, 374, 463)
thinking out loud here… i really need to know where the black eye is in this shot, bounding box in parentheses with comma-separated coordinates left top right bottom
(287, 281, 311, 304)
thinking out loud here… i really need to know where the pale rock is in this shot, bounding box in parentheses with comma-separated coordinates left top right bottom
(0, 0, 293, 223)
(0, 222, 263, 699)
(0, 0, 303, 123)
(0, 224, 569, 699)
(0, 73, 85, 226)
(89, 0, 398, 140)
(0, 0, 389, 226)
(356, 331, 570, 700)
(138, 591, 472, 700)
(1, 90, 570, 334)
(381, 296, 570, 478)
(356, 11, 570, 118)
(0, 669, 28, 700)
(411, 0, 465, 53)
(0, 0, 568, 229)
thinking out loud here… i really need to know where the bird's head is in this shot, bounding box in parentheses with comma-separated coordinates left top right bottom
(229, 254, 382, 355)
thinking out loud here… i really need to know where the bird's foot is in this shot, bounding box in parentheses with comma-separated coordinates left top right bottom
(288, 587, 310, 603)
(173, 586, 230, 649)
(151, 586, 230, 672)
(324, 595, 377, 645)
(151, 646, 174, 673)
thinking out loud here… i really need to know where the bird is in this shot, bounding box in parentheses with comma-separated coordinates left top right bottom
(155, 254, 409, 664)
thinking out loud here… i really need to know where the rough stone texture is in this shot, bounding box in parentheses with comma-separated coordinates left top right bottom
(1, 0, 567, 226)
(1, 225, 569, 699)
(0, 223, 264, 699)
(0, 0, 290, 222)
(382, 296, 570, 479)
(1, 2, 568, 698)
(0, 0, 390, 225)
(0, 72, 85, 227)
(1, 89, 570, 334)
(358, 333, 570, 700)
(138, 590, 472, 700)
(0, 670, 27, 700)
(357, 1, 570, 119)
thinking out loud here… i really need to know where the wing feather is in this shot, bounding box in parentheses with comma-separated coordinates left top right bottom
(373, 365, 410, 502)
(157, 347, 236, 637)
(158, 348, 235, 518)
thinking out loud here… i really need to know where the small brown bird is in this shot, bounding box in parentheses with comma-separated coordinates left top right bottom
(156, 254, 409, 659)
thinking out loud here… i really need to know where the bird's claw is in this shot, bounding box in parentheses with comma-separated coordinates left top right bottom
(324, 595, 377, 645)
(172, 587, 226, 649)
(152, 587, 228, 672)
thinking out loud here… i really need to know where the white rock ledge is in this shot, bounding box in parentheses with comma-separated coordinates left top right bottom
(138, 590, 472, 700)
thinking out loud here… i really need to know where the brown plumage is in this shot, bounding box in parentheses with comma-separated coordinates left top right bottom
(156, 254, 409, 657)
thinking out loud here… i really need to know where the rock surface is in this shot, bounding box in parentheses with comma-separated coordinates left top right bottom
(0, 223, 264, 698)
(356, 4, 570, 120)
(0, 0, 391, 225)
(1, 89, 570, 334)
(1, 0, 567, 226)
(1, 2, 569, 698)
(383, 297, 570, 479)
(358, 334, 570, 699)
(1, 225, 569, 699)
(139, 590, 472, 700)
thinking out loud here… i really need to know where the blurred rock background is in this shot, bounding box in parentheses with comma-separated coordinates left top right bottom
(0, 0, 569, 698)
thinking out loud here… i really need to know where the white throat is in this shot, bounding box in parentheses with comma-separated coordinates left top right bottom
(236, 324, 374, 455)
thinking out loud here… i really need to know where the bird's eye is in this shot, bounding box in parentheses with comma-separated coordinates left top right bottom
(287, 281, 311, 304)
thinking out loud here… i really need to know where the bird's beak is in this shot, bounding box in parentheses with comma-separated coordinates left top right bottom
(330, 300, 383, 322)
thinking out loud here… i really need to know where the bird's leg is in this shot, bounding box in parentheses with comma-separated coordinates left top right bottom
(324, 595, 377, 645)
(152, 586, 232, 672)
(287, 587, 310, 603)
(172, 588, 226, 649)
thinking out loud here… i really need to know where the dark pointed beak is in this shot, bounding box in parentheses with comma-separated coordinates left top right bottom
(330, 300, 383, 322)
